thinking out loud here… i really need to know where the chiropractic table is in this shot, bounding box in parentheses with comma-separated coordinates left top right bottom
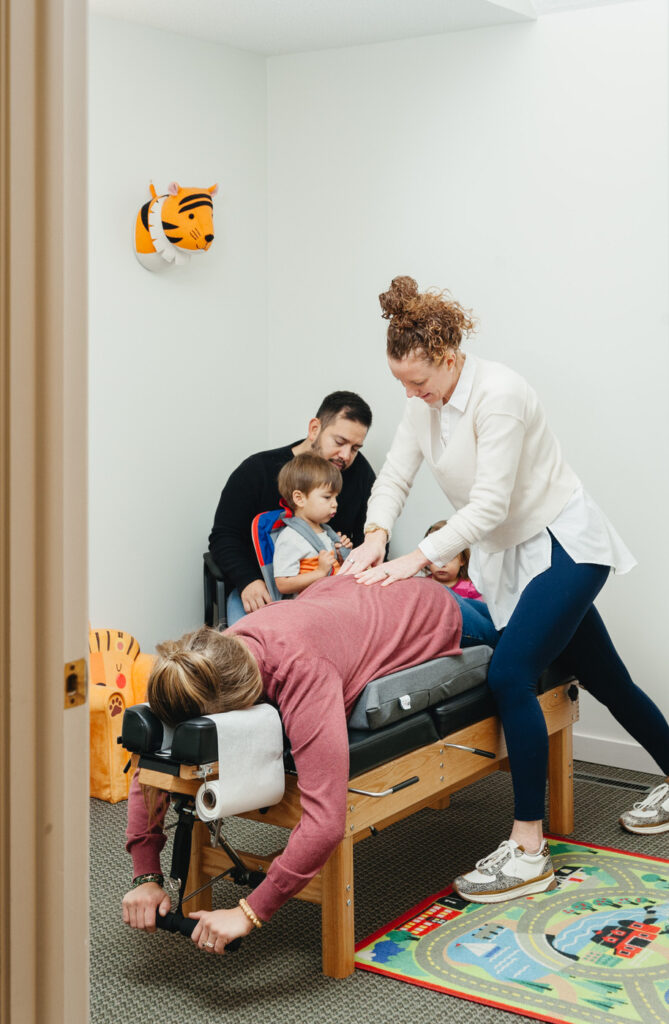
(122, 646, 578, 978)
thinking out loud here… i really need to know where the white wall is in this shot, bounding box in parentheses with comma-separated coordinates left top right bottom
(89, 3, 668, 772)
(266, 1, 668, 770)
(88, 17, 268, 650)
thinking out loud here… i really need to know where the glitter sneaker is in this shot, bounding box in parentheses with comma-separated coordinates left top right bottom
(453, 839, 557, 904)
(619, 781, 669, 835)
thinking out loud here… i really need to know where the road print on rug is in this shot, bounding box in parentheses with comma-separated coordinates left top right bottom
(355, 839, 669, 1024)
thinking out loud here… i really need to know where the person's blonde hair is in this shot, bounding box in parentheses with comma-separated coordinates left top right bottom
(278, 453, 342, 513)
(147, 626, 263, 728)
(380, 275, 476, 365)
(425, 519, 471, 581)
(142, 626, 264, 823)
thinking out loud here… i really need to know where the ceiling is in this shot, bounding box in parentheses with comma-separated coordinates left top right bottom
(89, 0, 631, 57)
(89, 0, 539, 56)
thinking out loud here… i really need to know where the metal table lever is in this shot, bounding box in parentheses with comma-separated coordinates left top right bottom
(442, 742, 495, 759)
(347, 776, 419, 798)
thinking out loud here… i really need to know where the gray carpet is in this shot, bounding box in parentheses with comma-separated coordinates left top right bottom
(90, 762, 668, 1024)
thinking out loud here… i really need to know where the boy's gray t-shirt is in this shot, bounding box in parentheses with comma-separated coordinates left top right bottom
(273, 527, 336, 578)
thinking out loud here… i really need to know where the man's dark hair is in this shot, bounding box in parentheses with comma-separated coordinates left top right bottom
(315, 391, 372, 430)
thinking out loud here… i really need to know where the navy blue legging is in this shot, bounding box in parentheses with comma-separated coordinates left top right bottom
(482, 534, 669, 821)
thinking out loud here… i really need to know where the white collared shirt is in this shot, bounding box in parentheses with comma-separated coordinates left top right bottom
(420, 354, 635, 628)
(439, 348, 476, 445)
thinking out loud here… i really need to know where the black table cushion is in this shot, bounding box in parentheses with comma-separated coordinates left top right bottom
(123, 658, 577, 780)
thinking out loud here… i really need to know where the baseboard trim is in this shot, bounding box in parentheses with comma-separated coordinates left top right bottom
(573, 731, 659, 774)
(573, 770, 648, 793)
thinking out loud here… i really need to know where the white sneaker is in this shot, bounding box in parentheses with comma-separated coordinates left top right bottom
(619, 781, 669, 835)
(453, 839, 557, 904)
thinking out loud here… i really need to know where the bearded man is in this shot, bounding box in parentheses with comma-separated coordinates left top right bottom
(208, 391, 375, 622)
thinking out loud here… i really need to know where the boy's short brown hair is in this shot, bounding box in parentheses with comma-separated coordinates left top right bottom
(278, 454, 343, 512)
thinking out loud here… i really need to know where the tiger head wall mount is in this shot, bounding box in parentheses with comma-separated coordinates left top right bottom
(134, 181, 218, 271)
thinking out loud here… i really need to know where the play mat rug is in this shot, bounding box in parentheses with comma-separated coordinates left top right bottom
(355, 838, 669, 1024)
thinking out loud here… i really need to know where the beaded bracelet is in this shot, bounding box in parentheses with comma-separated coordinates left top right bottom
(131, 872, 164, 889)
(238, 897, 263, 929)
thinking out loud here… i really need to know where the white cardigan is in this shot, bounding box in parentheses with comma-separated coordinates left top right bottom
(366, 356, 581, 567)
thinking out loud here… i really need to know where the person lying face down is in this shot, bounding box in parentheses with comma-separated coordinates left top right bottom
(122, 573, 467, 954)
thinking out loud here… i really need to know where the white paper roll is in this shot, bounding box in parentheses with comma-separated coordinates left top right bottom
(194, 704, 285, 821)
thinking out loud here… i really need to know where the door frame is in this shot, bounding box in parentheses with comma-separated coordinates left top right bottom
(1, 0, 89, 1021)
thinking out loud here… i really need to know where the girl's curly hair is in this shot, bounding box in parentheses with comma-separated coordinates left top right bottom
(380, 275, 477, 364)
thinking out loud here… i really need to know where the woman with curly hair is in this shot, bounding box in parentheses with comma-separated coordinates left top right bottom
(340, 275, 669, 903)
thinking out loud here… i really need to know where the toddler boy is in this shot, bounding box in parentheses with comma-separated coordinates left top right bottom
(274, 454, 352, 596)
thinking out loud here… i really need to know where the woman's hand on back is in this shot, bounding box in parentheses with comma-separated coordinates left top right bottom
(338, 529, 387, 575)
(355, 548, 429, 587)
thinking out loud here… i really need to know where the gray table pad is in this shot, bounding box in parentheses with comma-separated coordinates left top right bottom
(348, 645, 494, 730)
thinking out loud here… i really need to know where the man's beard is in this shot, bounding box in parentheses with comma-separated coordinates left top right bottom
(311, 437, 346, 471)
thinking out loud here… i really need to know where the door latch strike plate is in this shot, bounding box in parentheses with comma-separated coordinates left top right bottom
(64, 658, 87, 708)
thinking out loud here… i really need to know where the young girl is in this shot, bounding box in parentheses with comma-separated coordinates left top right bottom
(423, 519, 481, 599)
(122, 573, 467, 953)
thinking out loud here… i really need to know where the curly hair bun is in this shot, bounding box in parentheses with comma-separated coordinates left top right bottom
(379, 276, 419, 320)
(380, 275, 476, 362)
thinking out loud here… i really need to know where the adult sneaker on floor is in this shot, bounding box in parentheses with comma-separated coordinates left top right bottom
(619, 780, 669, 834)
(454, 839, 557, 904)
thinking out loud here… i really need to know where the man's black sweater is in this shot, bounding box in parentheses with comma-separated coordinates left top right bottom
(208, 441, 376, 597)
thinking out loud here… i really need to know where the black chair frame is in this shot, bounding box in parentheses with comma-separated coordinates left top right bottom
(202, 552, 227, 630)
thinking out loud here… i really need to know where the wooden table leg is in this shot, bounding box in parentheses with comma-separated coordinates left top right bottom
(548, 725, 574, 836)
(321, 836, 355, 979)
(181, 820, 212, 916)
